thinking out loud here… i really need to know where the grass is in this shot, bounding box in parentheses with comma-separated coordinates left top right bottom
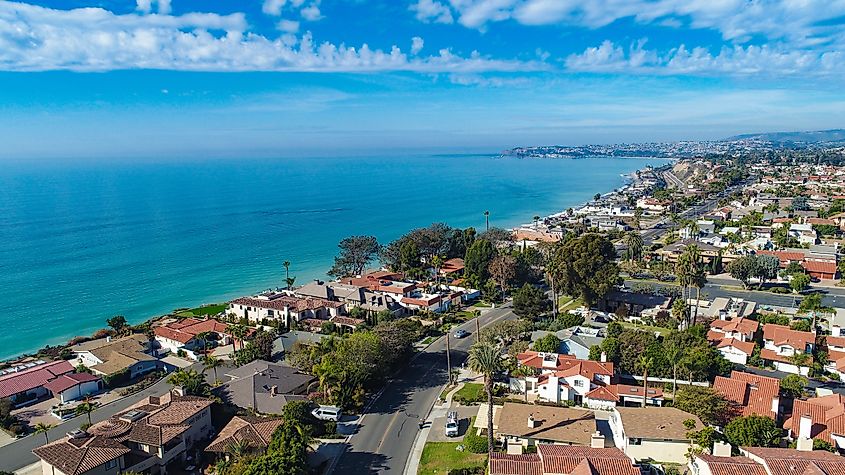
(620, 321, 669, 335)
(418, 442, 487, 475)
(558, 297, 585, 313)
(472, 302, 491, 308)
(453, 383, 485, 404)
(421, 336, 436, 345)
(175, 303, 227, 317)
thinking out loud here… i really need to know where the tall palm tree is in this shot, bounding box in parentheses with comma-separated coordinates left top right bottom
(624, 232, 644, 264)
(203, 355, 223, 383)
(431, 255, 444, 286)
(533, 215, 541, 229)
(484, 210, 490, 231)
(75, 398, 96, 426)
(468, 342, 504, 458)
(283, 261, 291, 289)
(34, 422, 53, 444)
(637, 355, 654, 408)
(195, 331, 212, 356)
(168, 368, 209, 396)
(226, 323, 248, 354)
(664, 344, 682, 396)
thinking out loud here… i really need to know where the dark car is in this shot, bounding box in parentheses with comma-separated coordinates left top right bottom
(453, 329, 469, 339)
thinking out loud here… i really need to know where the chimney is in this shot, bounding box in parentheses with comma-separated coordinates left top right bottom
(600, 351, 607, 363)
(712, 441, 732, 457)
(270, 385, 278, 396)
(797, 414, 813, 452)
(591, 431, 604, 448)
(527, 414, 537, 429)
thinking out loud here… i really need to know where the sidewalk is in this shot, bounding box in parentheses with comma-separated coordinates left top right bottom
(404, 367, 478, 475)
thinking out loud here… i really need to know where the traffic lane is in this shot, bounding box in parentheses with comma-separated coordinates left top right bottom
(623, 280, 844, 309)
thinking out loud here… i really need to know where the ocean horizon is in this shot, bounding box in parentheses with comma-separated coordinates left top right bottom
(0, 154, 669, 360)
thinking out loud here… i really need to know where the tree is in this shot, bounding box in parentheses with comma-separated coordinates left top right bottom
(468, 342, 503, 459)
(464, 239, 496, 287)
(533, 334, 561, 353)
(431, 255, 444, 285)
(168, 369, 209, 396)
(728, 256, 759, 289)
(34, 422, 53, 444)
(227, 323, 249, 353)
(488, 255, 517, 293)
(624, 232, 644, 263)
(512, 284, 551, 319)
(203, 355, 223, 382)
(664, 343, 682, 396)
(195, 331, 213, 355)
(594, 193, 601, 202)
(106, 315, 128, 335)
(791, 273, 811, 293)
(637, 355, 653, 408)
(673, 386, 729, 426)
(75, 399, 96, 426)
(550, 234, 619, 308)
(283, 261, 292, 290)
(756, 254, 780, 284)
(724, 415, 781, 448)
(282, 400, 315, 426)
(327, 235, 381, 278)
(799, 292, 823, 313)
(779, 374, 807, 399)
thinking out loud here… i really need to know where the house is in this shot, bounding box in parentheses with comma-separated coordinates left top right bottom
(657, 240, 722, 265)
(802, 260, 838, 280)
(784, 394, 845, 451)
(490, 445, 639, 475)
(214, 360, 315, 414)
(513, 352, 614, 405)
(713, 338, 756, 365)
(789, 223, 818, 246)
(740, 446, 845, 474)
(486, 402, 597, 451)
(439, 258, 465, 276)
(597, 290, 671, 318)
(609, 406, 703, 464)
(708, 316, 759, 342)
(71, 334, 161, 380)
(33, 392, 213, 475)
(228, 294, 345, 327)
(559, 327, 606, 360)
(689, 453, 768, 475)
(295, 281, 405, 317)
(761, 324, 815, 376)
(636, 198, 670, 213)
(824, 335, 845, 379)
(584, 384, 664, 410)
(205, 415, 284, 456)
(713, 371, 780, 420)
(0, 360, 100, 407)
(153, 318, 244, 360)
(695, 298, 756, 322)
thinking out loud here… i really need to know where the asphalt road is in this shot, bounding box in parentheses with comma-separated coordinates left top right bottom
(0, 363, 202, 472)
(330, 304, 517, 474)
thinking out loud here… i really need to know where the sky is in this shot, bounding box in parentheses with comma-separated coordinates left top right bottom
(2, 0, 845, 159)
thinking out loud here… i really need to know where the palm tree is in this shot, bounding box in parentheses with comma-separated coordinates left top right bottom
(637, 355, 654, 408)
(533, 215, 541, 229)
(283, 261, 291, 289)
(484, 210, 490, 231)
(664, 344, 682, 396)
(431, 255, 444, 286)
(624, 232, 644, 264)
(227, 323, 248, 354)
(168, 368, 209, 396)
(226, 439, 253, 460)
(203, 355, 223, 383)
(468, 342, 504, 458)
(34, 422, 53, 444)
(75, 398, 96, 426)
(195, 331, 212, 356)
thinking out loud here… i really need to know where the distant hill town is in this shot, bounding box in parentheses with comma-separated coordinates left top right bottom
(502, 128, 845, 159)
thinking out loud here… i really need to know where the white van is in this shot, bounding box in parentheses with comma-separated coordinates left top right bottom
(312, 405, 342, 422)
(445, 411, 459, 437)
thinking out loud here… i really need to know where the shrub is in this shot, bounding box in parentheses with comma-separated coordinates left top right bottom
(449, 468, 485, 475)
(463, 430, 488, 454)
(770, 287, 789, 294)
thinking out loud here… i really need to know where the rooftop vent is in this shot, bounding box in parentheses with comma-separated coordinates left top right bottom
(67, 429, 87, 439)
(119, 410, 148, 423)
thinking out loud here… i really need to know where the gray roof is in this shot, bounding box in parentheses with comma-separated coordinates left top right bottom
(295, 281, 332, 300)
(277, 331, 325, 353)
(216, 360, 315, 414)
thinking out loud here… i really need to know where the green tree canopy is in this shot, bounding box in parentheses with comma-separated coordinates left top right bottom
(724, 415, 781, 448)
(673, 386, 730, 426)
(328, 235, 381, 278)
(728, 256, 759, 289)
(779, 374, 807, 399)
(512, 284, 551, 319)
(464, 239, 496, 286)
(532, 334, 561, 353)
(550, 234, 619, 308)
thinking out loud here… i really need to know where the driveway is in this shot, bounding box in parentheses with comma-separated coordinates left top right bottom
(426, 406, 478, 442)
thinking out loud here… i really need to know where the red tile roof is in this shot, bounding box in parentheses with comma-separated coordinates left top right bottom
(517, 351, 613, 379)
(0, 360, 74, 399)
(585, 385, 618, 402)
(538, 446, 638, 475)
(741, 447, 845, 475)
(490, 453, 543, 475)
(802, 260, 838, 275)
(716, 338, 756, 356)
(710, 317, 759, 335)
(695, 455, 768, 475)
(763, 324, 815, 350)
(713, 371, 779, 418)
(787, 395, 845, 444)
(43, 372, 101, 395)
(761, 348, 813, 366)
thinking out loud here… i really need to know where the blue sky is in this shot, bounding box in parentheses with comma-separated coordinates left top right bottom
(1, 0, 845, 159)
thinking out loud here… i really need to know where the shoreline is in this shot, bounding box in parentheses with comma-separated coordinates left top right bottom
(1, 157, 670, 365)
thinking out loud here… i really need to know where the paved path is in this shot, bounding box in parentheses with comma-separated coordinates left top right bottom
(329, 303, 517, 475)
(0, 363, 201, 472)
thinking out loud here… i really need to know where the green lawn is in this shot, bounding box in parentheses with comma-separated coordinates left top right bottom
(418, 442, 487, 475)
(558, 296, 585, 313)
(453, 383, 485, 404)
(175, 303, 228, 317)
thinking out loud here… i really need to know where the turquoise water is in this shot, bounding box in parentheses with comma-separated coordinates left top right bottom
(0, 155, 668, 359)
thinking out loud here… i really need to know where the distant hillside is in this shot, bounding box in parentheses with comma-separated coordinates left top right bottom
(724, 129, 845, 143)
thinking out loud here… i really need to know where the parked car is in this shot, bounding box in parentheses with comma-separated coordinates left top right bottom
(453, 329, 469, 339)
(312, 405, 342, 422)
(445, 411, 459, 437)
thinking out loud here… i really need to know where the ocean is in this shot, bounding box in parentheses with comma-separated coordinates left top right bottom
(0, 154, 669, 360)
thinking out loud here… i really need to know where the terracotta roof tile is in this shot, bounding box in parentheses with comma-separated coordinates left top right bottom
(205, 416, 283, 453)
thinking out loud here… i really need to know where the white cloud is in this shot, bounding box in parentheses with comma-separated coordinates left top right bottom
(0, 1, 542, 73)
(411, 36, 424, 55)
(136, 0, 170, 15)
(565, 39, 845, 77)
(276, 19, 300, 33)
(410, 0, 454, 24)
(262, 0, 287, 16)
(300, 4, 322, 21)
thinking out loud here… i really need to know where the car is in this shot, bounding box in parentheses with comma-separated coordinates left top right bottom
(453, 329, 469, 339)
(312, 405, 342, 422)
(445, 411, 459, 437)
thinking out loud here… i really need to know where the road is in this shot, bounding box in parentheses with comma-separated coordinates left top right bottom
(330, 304, 517, 474)
(0, 363, 201, 472)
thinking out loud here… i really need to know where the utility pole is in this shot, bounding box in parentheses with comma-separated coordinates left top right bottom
(476, 312, 481, 342)
(446, 332, 452, 386)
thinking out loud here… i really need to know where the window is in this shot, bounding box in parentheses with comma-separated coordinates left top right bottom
(573, 380, 583, 387)
(104, 459, 118, 470)
(630, 438, 642, 445)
